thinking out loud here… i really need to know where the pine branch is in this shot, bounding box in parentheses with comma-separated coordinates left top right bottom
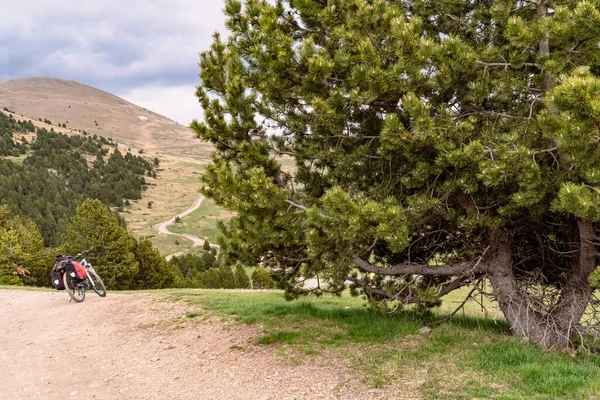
(284, 200, 308, 211)
(352, 256, 489, 277)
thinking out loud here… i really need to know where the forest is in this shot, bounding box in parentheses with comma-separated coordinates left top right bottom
(0, 111, 152, 246)
(0, 112, 254, 290)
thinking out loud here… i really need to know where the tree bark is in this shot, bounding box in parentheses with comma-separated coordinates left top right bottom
(486, 229, 566, 348)
(489, 222, 598, 349)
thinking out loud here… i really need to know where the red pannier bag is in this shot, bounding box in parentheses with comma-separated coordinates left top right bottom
(66, 261, 87, 282)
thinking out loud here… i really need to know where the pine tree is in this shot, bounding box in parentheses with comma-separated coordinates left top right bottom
(199, 268, 221, 288)
(133, 238, 175, 289)
(62, 199, 139, 290)
(234, 262, 251, 289)
(250, 268, 275, 290)
(194, 0, 600, 348)
(0, 205, 50, 285)
(218, 264, 236, 288)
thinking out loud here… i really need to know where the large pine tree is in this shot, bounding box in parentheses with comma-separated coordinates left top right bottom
(194, 0, 600, 348)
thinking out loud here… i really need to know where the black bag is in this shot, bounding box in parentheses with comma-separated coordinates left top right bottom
(51, 270, 65, 290)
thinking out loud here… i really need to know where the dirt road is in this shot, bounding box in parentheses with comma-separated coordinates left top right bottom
(0, 290, 413, 400)
(152, 195, 220, 260)
(153, 195, 209, 246)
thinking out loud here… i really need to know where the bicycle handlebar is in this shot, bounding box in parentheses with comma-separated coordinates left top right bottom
(57, 248, 94, 264)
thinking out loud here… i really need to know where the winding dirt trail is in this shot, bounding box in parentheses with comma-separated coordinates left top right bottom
(152, 195, 219, 259)
(0, 290, 414, 400)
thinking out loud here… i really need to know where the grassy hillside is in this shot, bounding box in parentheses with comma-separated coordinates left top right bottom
(0, 78, 220, 256)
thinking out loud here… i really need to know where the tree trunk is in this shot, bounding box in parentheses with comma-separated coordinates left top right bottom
(488, 222, 597, 349)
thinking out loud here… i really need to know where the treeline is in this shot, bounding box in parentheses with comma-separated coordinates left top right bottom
(26, 129, 153, 207)
(167, 245, 275, 290)
(1, 199, 274, 291)
(0, 200, 171, 290)
(0, 112, 154, 246)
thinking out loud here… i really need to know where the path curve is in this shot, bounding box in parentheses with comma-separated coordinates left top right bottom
(152, 195, 220, 259)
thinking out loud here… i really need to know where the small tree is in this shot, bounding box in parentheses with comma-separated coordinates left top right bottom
(251, 268, 275, 290)
(0, 205, 49, 285)
(133, 238, 175, 289)
(234, 262, 251, 289)
(199, 268, 221, 288)
(63, 199, 138, 290)
(218, 264, 236, 288)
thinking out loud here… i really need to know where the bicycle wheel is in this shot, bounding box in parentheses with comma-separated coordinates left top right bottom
(63, 271, 86, 303)
(87, 269, 107, 297)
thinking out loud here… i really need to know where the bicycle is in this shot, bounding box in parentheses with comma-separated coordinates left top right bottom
(54, 248, 107, 303)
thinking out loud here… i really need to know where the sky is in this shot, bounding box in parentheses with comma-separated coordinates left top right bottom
(0, 0, 228, 125)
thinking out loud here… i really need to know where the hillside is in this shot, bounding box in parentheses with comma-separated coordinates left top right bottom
(0, 77, 200, 155)
(0, 77, 216, 255)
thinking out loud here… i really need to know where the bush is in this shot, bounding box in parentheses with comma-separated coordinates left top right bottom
(219, 265, 236, 288)
(234, 263, 251, 289)
(199, 268, 221, 288)
(251, 268, 275, 289)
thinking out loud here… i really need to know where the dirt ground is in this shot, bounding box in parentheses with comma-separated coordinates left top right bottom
(0, 290, 419, 400)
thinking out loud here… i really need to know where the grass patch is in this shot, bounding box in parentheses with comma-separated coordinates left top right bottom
(185, 311, 201, 318)
(169, 198, 229, 244)
(164, 289, 600, 399)
(150, 234, 194, 256)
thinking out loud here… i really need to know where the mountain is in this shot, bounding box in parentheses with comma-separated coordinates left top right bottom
(0, 77, 206, 159)
(0, 77, 214, 255)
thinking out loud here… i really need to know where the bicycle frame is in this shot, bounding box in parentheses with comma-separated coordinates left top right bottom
(80, 258, 97, 288)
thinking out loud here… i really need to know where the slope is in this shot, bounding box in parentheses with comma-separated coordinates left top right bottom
(0, 77, 215, 255)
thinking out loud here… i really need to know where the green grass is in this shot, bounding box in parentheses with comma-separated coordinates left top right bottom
(150, 234, 195, 256)
(185, 311, 201, 318)
(169, 198, 228, 244)
(164, 289, 600, 399)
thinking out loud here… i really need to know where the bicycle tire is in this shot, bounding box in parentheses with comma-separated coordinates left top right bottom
(88, 269, 107, 297)
(63, 272, 85, 303)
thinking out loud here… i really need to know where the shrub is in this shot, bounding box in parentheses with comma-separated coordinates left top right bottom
(234, 263, 251, 289)
(251, 267, 275, 289)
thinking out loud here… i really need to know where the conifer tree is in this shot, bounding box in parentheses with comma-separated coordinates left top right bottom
(133, 238, 175, 289)
(63, 199, 139, 290)
(0, 205, 49, 285)
(234, 262, 251, 289)
(218, 264, 237, 288)
(195, 0, 600, 348)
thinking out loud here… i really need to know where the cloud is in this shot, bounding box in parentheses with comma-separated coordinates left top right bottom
(0, 0, 227, 120)
(118, 84, 202, 125)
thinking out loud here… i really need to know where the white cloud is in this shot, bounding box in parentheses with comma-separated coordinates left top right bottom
(119, 84, 202, 125)
(1, 0, 228, 121)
